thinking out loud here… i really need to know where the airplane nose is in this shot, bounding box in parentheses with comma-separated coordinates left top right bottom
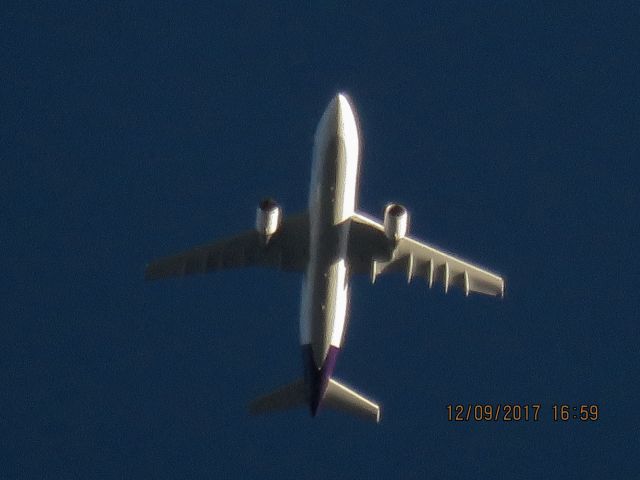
(321, 95, 342, 129)
(335, 93, 355, 128)
(315, 92, 358, 144)
(335, 93, 350, 114)
(328, 93, 346, 113)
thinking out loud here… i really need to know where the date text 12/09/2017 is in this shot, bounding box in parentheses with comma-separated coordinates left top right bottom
(446, 404, 600, 422)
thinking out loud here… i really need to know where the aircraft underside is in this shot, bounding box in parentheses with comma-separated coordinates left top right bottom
(145, 93, 504, 423)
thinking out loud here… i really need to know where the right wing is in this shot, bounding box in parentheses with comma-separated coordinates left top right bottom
(349, 212, 504, 297)
(145, 213, 309, 280)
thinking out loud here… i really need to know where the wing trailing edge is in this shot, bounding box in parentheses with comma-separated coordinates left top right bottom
(351, 212, 504, 297)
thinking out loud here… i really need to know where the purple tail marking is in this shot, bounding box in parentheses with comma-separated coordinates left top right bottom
(302, 345, 340, 416)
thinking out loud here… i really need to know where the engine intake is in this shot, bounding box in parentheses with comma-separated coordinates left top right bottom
(256, 197, 281, 239)
(383, 203, 409, 242)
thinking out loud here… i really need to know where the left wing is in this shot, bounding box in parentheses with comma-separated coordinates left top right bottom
(348, 212, 504, 297)
(145, 213, 309, 280)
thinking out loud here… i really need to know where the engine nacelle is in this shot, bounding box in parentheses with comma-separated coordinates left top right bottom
(383, 203, 409, 242)
(256, 197, 282, 239)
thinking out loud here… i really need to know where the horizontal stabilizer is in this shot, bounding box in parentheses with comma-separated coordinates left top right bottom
(249, 378, 306, 415)
(324, 378, 380, 423)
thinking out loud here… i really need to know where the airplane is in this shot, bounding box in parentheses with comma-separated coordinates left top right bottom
(145, 93, 504, 423)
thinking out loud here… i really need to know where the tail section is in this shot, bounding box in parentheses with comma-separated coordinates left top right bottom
(324, 378, 380, 423)
(249, 377, 380, 423)
(249, 378, 306, 415)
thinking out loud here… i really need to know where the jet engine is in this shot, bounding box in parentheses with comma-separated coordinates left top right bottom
(256, 197, 281, 239)
(383, 203, 409, 242)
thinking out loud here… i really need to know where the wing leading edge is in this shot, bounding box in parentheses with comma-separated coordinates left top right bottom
(348, 212, 504, 297)
(145, 213, 309, 280)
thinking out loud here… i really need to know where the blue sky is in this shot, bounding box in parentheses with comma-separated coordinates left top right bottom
(4, 2, 639, 478)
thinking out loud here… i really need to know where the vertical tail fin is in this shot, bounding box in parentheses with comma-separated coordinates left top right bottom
(324, 378, 380, 423)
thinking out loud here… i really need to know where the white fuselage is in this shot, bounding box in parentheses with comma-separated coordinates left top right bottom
(299, 94, 360, 370)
